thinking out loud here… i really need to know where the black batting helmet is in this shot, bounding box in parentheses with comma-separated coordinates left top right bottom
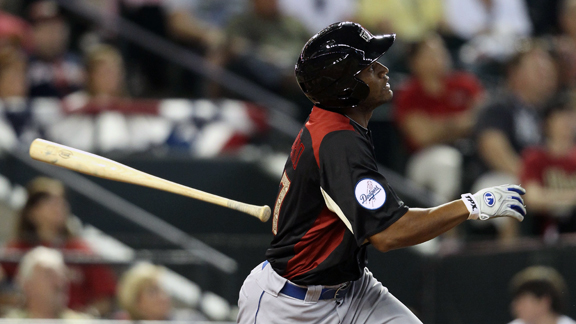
(295, 22, 395, 109)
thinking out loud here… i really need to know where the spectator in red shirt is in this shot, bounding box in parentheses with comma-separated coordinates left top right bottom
(521, 95, 576, 241)
(472, 43, 558, 242)
(1, 177, 116, 317)
(394, 33, 485, 203)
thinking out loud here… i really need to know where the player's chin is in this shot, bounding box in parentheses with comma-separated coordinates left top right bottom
(382, 88, 393, 102)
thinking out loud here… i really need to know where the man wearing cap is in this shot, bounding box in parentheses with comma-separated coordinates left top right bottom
(237, 22, 528, 324)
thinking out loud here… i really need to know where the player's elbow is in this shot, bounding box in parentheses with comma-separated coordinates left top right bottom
(369, 235, 402, 253)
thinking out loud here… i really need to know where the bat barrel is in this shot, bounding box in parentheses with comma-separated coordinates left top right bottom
(29, 138, 270, 222)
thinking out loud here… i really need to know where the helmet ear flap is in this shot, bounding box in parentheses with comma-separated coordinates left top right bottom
(337, 88, 353, 100)
(335, 80, 369, 103)
(349, 78, 370, 103)
(315, 77, 370, 108)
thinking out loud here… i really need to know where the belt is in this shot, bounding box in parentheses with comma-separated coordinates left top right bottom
(279, 281, 349, 300)
(262, 261, 349, 300)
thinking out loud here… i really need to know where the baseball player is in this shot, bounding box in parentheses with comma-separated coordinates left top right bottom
(237, 22, 527, 324)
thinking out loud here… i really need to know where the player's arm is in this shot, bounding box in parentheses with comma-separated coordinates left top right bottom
(369, 200, 467, 252)
(369, 185, 526, 252)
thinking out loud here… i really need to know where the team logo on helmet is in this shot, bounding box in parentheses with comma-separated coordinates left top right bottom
(483, 192, 495, 207)
(355, 178, 386, 210)
(360, 29, 370, 42)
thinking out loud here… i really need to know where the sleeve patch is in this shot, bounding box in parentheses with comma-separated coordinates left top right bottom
(355, 178, 386, 210)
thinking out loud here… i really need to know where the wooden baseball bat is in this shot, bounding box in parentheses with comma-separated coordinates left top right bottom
(29, 138, 271, 222)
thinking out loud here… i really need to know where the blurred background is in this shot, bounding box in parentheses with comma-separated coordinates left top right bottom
(1, 0, 576, 323)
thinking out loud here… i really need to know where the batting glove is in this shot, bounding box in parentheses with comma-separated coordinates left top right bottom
(460, 184, 526, 221)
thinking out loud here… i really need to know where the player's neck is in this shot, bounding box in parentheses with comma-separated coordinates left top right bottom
(342, 107, 373, 128)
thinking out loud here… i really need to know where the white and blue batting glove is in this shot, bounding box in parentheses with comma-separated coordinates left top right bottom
(460, 184, 526, 221)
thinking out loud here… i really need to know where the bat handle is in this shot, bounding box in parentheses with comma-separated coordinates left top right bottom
(227, 201, 271, 222)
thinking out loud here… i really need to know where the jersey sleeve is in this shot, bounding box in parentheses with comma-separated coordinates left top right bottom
(318, 130, 409, 246)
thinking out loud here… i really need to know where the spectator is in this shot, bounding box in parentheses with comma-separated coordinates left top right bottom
(163, 0, 229, 97)
(84, 44, 126, 101)
(553, 0, 576, 89)
(0, 45, 26, 100)
(3, 246, 91, 319)
(521, 95, 576, 240)
(117, 262, 206, 321)
(474, 44, 558, 187)
(0, 9, 31, 50)
(164, 0, 245, 30)
(509, 266, 576, 324)
(26, 0, 85, 98)
(119, 0, 170, 97)
(355, 0, 445, 43)
(444, 0, 532, 71)
(214, 0, 310, 119)
(277, 0, 356, 35)
(394, 33, 485, 203)
(472, 42, 558, 241)
(0, 45, 31, 150)
(354, 0, 447, 72)
(1, 177, 117, 318)
(525, 0, 563, 36)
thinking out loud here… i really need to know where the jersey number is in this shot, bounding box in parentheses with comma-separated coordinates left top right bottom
(272, 171, 291, 235)
(290, 129, 305, 170)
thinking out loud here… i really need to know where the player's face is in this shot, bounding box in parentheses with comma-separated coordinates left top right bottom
(357, 61, 392, 108)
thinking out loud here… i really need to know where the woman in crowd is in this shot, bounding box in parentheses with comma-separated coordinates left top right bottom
(1, 176, 116, 317)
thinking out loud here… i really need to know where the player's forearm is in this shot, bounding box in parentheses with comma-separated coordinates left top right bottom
(369, 200, 469, 252)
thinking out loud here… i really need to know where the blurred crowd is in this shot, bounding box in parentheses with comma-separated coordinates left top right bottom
(0, 0, 574, 236)
(0, 176, 573, 323)
(0, 0, 575, 243)
(1, 0, 576, 322)
(0, 176, 216, 320)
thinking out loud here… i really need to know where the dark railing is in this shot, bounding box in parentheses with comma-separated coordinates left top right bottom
(5, 149, 237, 274)
(54, 0, 302, 139)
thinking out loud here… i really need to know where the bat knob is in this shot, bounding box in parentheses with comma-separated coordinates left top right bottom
(260, 205, 271, 222)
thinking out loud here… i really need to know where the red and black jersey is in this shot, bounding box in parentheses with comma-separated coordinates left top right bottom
(266, 107, 408, 285)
